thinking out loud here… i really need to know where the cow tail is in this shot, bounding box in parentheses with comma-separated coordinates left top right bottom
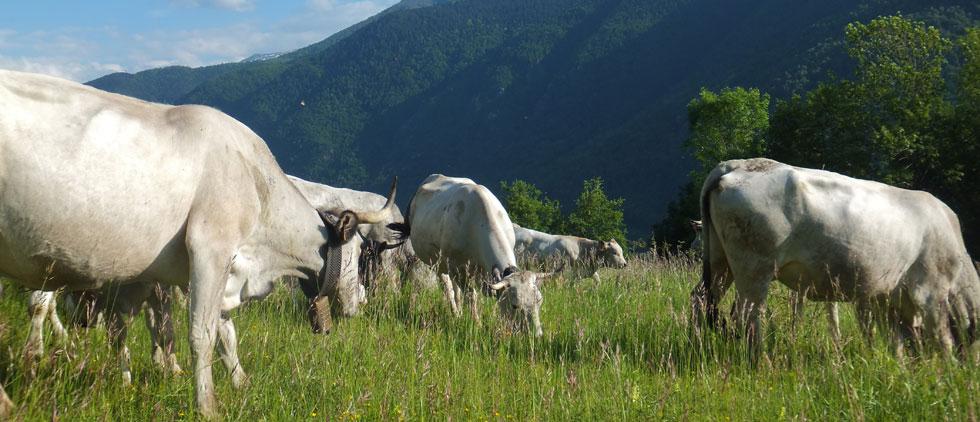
(694, 165, 727, 330)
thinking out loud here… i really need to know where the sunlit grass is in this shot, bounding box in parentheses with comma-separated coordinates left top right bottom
(1, 257, 977, 420)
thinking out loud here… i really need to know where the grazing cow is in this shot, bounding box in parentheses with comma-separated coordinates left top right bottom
(392, 175, 556, 336)
(691, 158, 979, 358)
(512, 224, 625, 280)
(288, 175, 413, 289)
(0, 70, 396, 416)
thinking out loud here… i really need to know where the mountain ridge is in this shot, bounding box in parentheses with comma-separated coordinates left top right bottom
(86, 0, 980, 240)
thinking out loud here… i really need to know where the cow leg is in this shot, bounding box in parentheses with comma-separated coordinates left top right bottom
(732, 274, 772, 358)
(889, 311, 916, 360)
(469, 287, 480, 323)
(25, 291, 55, 362)
(826, 302, 841, 345)
(105, 309, 133, 386)
(949, 288, 980, 362)
(46, 294, 69, 345)
(855, 300, 876, 345)
(921, 300, 955, 359)
(790, 291, 805, 331)
(454, 282, 463, 310)
(216, 313, 247, 389)
(186, 243, 232, 418)
(0, 384, 12, 418)
(440, 274, 460, 317)
(145, 285, 182, 375)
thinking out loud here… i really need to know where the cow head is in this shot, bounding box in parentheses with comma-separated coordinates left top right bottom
(308, 177, 397, 334)
(489, 266, 555, 337)
(689, 219, 704, 252)
(599, 239, 627, 268)
(357, 234, 405, 290)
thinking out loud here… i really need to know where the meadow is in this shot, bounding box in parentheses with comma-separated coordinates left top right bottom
(0, 256, 977, 420)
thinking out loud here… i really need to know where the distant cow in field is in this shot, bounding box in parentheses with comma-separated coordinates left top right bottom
(512, 224, 625, 279)
(692, 158, 979, 359)
(392, 175, 557, 336)
(689, 220, 703, 252)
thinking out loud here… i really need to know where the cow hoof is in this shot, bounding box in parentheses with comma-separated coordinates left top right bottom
(231, 369, 248, 389)
(198, 394, 218, 419)
(0, 396, 13, 418)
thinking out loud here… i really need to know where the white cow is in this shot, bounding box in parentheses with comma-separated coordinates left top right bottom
(394, 175, 555, 336)
(0, 70, 395, 417)
(691, 158, 979, 358)
(512, 224, 626, 275)
(288, 175, 414, 289)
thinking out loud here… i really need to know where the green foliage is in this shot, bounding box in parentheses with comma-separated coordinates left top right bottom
(685, 87, 771, 180)
(842, 14, 953, 186)
(770, 15, 957, 186)
(567, 177, 627, 245)
(942, 28, 980, 254)
(500, 180, 562, 233)
(769, 80, 873, 177)
(657, 86, 770, 250)
(957, 28, 980, 118)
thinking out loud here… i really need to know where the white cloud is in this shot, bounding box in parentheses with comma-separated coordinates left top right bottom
(0, 55, 125, 81)
(1, 0, 399, 82)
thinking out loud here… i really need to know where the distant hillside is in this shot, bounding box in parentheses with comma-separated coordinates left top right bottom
(87, 0, 451, 105)
(87, 0, 980, 239)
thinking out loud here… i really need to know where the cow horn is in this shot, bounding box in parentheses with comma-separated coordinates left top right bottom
(354, 177, 397, 224)
(489, 280, 509, 291)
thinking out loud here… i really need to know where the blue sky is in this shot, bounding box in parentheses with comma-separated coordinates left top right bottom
(0, 0, 398, 82)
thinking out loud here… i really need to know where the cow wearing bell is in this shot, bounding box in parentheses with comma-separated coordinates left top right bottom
(288, 175, 414, 290)
(0, 70, 396, 417)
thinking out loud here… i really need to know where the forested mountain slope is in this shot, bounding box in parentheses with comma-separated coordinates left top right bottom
(87, 0, 980, 239)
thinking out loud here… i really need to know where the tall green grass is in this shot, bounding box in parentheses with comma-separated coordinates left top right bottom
(0, 257, 977, 420)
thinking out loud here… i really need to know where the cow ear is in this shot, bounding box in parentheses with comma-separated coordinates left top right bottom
(318, 209, 358, 244)
(336, 212, 359, 243)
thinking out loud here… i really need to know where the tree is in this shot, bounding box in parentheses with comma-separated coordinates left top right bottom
(685, 86, 770, 186)
(499, 180, 562, 233)
(943, 28, 980, 254)
(844, 14, 952, 187)
(769, 80, 872, 178)
(655, 86, 769, 250)
(567, 178, 627, 245)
